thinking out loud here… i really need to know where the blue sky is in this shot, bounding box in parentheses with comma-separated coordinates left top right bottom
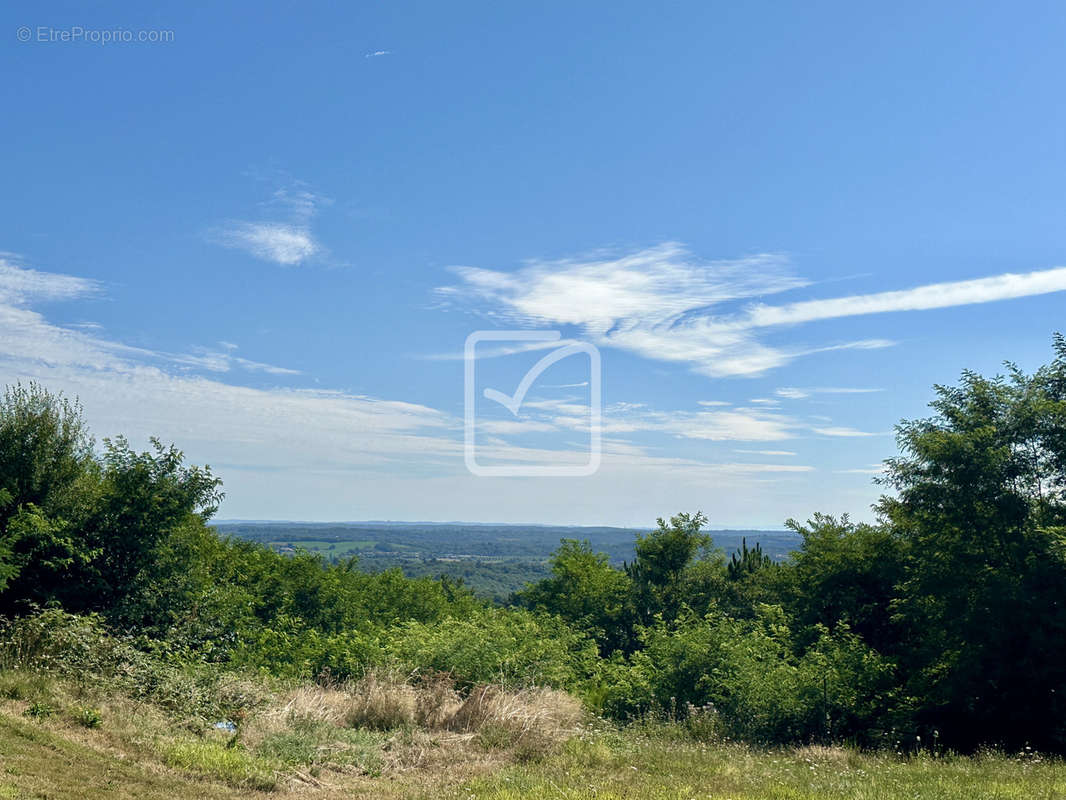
(3, 1, 1066, 526)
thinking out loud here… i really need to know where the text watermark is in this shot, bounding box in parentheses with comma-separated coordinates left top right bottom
(17, 26, 175, 44)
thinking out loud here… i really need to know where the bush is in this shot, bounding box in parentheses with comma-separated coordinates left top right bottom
(593, 605, 897, 744)
(22, 701, 55, 720)
(227, 617, 387, 681)
(386, 608, 598, 690)
(0, 610, 261, 722)
(73, 706, 102, 728)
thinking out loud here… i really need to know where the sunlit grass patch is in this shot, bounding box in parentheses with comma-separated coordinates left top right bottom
(458, 735, 1066, 800)
(162, 739, 278, 790)
(253, 721, 385, 775)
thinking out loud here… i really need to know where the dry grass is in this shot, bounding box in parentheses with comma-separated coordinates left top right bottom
(793, 743, 853, 765)
(449, 685, 582, 737)
(413, 671, 463, 729)
(0, 666, 587, 795)
(243, 685, 356, 746)
(245, 671, 583, 775)
(447, 685, 583, 761)
(343, 670, 420, 730)
(5, 675, 1066, 800)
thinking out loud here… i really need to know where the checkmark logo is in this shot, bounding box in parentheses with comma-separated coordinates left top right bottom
(464, 330, 602, 477)
(482, 342, 590, 417)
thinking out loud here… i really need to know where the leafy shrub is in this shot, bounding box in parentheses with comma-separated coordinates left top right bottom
(386, 608, 598, 690)
(0, 610, 262, 722)
(594, 605, 896, 744)
(593, 651, 657, 720)
(23, 701, 55, 720)
(227, 617, 387, 681)
(73, 706, 102, 728)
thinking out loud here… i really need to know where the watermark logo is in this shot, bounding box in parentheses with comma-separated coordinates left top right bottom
(16, 26, 175, 44)
(464, 330, 601, 477)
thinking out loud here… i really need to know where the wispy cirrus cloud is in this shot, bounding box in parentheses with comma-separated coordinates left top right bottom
(210, 180, 328, 266)
(0, 255, 99, 303)
(811, 426, 881, 438)
(215, 222, 318, 266)
(0, 255, 854, 523)
(747, 267, 1066, 327)
(0, 257, 457, 479)
(0, 257, 303, 378)
(167, 343, 301, 376)
(437, 244, 1066, 378)
(835, 463, 887, 475)
(775, 386, 884, 400)
(481, 391, 878, 443)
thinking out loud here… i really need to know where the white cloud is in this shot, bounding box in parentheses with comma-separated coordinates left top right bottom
(614, 408, 797, 441)
(747, 267, 1066, 327)
(215, 222, 318, 266)
(0, 257, 846, 524)
(0, 326, 456, 482)
(438, 244, 809, 377)
(735, 449, 797, 456)
(0, 255, 99, 303)
(439, 245, 1066, 378)
(811, 426, 882, 438)
(835, 463, 887, 474)
(502, 394, 800, 442)
(775, 386, 884, 400)
(210, 179, 329, 266)
(166, 345, 301, 376)
(425, 338, 578, 361)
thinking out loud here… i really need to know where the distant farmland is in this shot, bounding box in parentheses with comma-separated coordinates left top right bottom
(215, 521, 801, 601)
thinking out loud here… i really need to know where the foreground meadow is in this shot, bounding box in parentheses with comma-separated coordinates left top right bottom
(0, 668, 1062, 800)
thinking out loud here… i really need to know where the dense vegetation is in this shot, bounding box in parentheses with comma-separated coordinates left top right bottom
(1, 335, 1065, 761)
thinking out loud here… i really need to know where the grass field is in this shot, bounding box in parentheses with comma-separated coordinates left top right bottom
(1, 671, 1063, 800)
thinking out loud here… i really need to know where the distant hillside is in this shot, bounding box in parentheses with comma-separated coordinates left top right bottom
(215, 521, 801, 601)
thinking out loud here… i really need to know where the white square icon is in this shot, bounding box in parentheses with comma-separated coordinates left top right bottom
(464, 330, 601, 477)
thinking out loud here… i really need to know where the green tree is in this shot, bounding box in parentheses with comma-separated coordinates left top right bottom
(0, 384, 96, 611)
(626, 512, 710, 626)
(0, 488, 17, 590)
(0, 383, 94, 527)
(781, 514, 905, 653)
(80, 437, 223, 624)
(726, 537, 773, 580)
(879, 335, 1066, 749)
(518, 539, 632, 653)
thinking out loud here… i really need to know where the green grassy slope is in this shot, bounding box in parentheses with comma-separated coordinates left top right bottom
(0, 714, 251, 800)
(3, 706, 1065, 800)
